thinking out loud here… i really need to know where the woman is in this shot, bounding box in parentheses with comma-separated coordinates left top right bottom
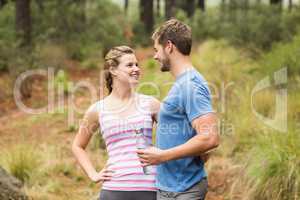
(72, 46, 160, 200)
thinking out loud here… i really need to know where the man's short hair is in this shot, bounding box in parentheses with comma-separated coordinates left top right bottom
(152, 19, 192, 55)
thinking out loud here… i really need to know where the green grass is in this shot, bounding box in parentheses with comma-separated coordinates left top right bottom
(1, 144, 40, 183)
(242, 128, 300, 200)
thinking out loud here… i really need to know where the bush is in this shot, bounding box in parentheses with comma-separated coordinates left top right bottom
(54, 69, 71, 95)
(244, 129, 300, 200)
(191, 5, 300, 51)
(1, 144, 40, 183)
(261, 32, 300, 76)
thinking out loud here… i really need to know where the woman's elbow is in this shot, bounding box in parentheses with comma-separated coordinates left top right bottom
(71, 141, 83, 155)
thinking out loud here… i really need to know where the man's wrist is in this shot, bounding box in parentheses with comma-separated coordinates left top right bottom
(161, 149, 173, 162)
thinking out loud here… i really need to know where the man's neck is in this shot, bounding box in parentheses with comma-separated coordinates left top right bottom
(169, 55, 194, 78)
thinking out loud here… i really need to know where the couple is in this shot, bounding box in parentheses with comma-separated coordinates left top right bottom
(72, 19, 219, 200)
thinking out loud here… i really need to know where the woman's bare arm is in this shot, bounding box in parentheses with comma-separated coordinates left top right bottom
(71, 103, 113, 182)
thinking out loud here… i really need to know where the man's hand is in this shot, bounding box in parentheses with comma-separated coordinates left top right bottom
(136, 146, 167, 166)
(199, 152, 210, 163)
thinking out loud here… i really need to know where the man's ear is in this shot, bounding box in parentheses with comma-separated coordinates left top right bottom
(165, 40, 173, 54)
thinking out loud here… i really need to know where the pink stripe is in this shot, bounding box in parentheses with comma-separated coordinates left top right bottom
(104, 128, 152, 140)
(111, 165, 142, 170)
(109, 158, 140, 163)
(103, 186, 157, 191)
(106, 135, 152, 146)
(102, 119, 151, 133)
(109, 143, 137, 152)
(113, 172, 157, 177)
(109, 179, 155, 183)
(109, 150, 137, 157)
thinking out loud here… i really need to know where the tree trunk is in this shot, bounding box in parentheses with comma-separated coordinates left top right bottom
(220, 0, 226, 21)
(270, 0, 282, 8)
(229, 0, 237, 23)
(140, 0, 154, 34)
(198, 0, 205, 11)
(124, 0, 129, 14)
(185, 0, 195, 17)
(178, 0, 195, 18)
(221, 0, 226, 12)
(35, 0, 44, 12)
(156, 0, 160, 17)
(76, 0, 86, 31)
(0, 0, 7, 9)
(270, 0, 282, 11)
(288, 0, 292, 11)
(15, 0, 33, 99)
(165, 0, 176, 20)
(16, 0, 31, 47)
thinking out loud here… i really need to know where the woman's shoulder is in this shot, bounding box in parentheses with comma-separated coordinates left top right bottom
(136, 93, 160, 114)
(85, 99, 105, 118)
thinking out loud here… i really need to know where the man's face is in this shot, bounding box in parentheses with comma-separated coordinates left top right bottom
(153, 39, 171, 72)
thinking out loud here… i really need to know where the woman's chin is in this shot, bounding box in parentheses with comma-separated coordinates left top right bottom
(128, 79, 139, 86)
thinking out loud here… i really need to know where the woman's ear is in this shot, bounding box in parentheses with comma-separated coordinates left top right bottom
(109, 66, 118, 76)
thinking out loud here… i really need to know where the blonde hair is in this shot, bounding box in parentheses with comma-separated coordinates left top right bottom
(104, 46, 134, 94)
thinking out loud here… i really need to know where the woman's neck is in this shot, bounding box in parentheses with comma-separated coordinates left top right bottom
(110, 81, 135, 101)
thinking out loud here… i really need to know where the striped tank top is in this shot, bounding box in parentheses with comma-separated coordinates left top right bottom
(98, 94, 157, 191)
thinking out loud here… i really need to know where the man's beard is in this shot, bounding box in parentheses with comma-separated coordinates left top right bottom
(160, 58, 171, 72)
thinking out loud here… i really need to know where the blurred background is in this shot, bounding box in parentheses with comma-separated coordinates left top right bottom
(0, 0, 299, 199)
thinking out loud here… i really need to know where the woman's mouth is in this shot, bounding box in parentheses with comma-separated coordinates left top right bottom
(130, 73, 139, 80)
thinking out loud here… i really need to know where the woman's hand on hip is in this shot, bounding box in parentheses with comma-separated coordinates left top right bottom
(89, 167, 114, 183)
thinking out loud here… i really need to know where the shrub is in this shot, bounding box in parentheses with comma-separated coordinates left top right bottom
(261, 32, 300, 76)
(244, 129, 300, 200)
(2, 144, 40, 183)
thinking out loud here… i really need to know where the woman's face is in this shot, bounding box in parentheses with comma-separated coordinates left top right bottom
(112, 53, 140, 86)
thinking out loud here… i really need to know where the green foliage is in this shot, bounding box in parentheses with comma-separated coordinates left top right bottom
(261, 32, 300, 76)
(0, 0, 128, 71)
(1, 144, 40, 183)
(245, 129, 300, 200)
(54, 69, 71, 94)
(131, 20, 151, 47)
(52, 162, 75, 177)
(191, 5, 300, 51)
(145, 58, 157, 70)
(35, 43, 67, 69)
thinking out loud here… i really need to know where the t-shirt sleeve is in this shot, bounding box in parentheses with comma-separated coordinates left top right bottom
(182, 79, 214, 123)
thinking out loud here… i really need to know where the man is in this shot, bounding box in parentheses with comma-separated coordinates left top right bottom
(137, 19, 219, 200)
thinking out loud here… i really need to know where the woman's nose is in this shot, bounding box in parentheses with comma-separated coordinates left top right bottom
(133, 65, 140, 72)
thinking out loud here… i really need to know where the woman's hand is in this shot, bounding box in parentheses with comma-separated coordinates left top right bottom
(89, 167, 114, 183)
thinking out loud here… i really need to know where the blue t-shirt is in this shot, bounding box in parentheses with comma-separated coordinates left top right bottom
(156, 68, 213, 192)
